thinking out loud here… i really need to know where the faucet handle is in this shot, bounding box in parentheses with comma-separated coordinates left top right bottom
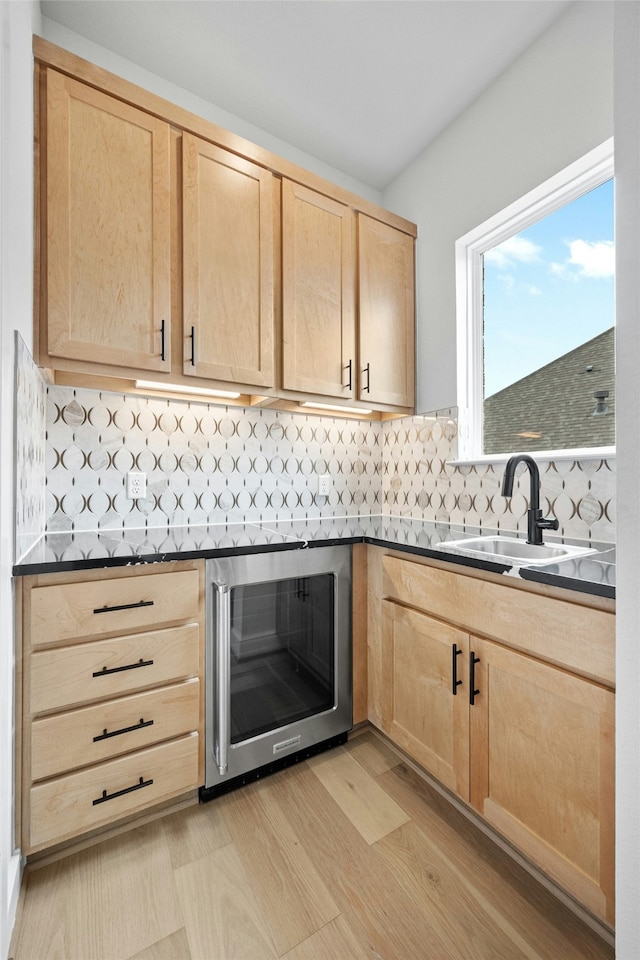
(538, 516, 559, 532)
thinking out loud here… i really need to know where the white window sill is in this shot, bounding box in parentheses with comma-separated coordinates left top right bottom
(449, 447, 615, 468)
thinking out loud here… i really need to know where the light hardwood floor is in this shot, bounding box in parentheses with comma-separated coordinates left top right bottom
(9, 731, 614, 960)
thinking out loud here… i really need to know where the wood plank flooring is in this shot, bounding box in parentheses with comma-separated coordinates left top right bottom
(9, 730, 614, 960)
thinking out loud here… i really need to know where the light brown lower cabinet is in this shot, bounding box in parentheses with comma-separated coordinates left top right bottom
(29, 733, 200, 850)
(18, 561, 205, 855)
(376, 552, 615, 926)
(381, 602, 470, 800)
(469, 637, 614, 924)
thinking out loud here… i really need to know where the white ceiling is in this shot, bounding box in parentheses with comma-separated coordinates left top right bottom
(40, 0, 573, 191)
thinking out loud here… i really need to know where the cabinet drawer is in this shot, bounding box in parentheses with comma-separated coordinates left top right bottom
(382, 554, 615, 685)
(31, 679, 200, 780)
(29, 569, 200, 647)
(31, 623, 200, 714)
(29, 733, 199, 850)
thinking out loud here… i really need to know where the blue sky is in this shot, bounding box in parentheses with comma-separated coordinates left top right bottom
(483, 178, 614, 398)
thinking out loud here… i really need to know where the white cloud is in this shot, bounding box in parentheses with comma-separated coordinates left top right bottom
(550, 239, 614, 280)
(484, 236, 542, 269)
(528, 285, 543, 296)
(567, 239, 614, 278)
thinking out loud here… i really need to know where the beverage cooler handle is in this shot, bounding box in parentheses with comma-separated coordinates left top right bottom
(214, 581, 231, 776)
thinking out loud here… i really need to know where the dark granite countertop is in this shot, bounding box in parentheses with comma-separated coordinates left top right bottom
(13, 515, 616, 600)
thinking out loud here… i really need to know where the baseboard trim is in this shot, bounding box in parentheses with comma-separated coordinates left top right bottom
(4, 850, 23, 960)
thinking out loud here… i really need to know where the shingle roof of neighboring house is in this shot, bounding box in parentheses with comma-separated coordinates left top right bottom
(483, 327, 615, 454)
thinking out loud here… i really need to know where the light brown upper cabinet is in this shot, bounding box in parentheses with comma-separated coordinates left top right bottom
(358, 215, 415, 408)
(282, 183, 416, 412)
(182, 134, 275, 388)
(282, 180, 356, 399)
(35, 41, 417, 412)
(44, 69, 172, 373)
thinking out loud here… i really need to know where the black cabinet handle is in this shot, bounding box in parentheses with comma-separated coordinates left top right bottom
(345, 359, 353, 391)
(92, 658, 154, 678)
(92, 775, 153, 806)
(189, 325, 196, 366)
(160, 318, 166, 361)
(93, 718, 154, 743)
(470, 651, 480, 705)
(452, 643, 463, 695)
(362, 362, 370, 393)
(93, 599, 154, 615)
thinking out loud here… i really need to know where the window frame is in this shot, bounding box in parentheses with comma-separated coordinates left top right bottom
(454, 138, 615, 464)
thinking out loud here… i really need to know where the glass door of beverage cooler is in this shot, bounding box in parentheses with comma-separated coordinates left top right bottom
(204, 545, 352, 791)
(228, 573, 335, 743)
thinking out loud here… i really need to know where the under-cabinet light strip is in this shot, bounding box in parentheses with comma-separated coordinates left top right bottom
(298, 401, 373, 415)
(135, 380, 241, 400)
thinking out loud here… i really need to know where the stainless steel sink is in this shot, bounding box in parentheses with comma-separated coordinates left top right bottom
(436, 535, 597, 567)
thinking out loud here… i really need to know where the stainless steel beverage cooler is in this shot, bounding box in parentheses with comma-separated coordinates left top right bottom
(200, 545, 352, 799)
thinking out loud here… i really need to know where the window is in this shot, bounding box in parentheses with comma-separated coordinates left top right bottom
(455, 140, 614, 461)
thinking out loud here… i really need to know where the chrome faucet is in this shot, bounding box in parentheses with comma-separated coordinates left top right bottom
(501, 454, 559, 546)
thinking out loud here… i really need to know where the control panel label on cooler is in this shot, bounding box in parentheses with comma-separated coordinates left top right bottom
(273, 735, 301, 755)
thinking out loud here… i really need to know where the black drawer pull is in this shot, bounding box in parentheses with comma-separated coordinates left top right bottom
(93, 600, 154, 615)
(92, 775, 153, 806)
(93, 718, 154, 743)
(160, 318, 166, 361)
(92, 658, 154, 678)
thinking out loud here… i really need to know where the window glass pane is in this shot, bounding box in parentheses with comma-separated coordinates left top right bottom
(482, 178, 614, 455)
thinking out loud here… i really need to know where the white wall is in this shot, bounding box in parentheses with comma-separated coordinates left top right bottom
(383, 1, 614, 414)
(39, 17, 382, 207)
(613, 5, 640, 957)
(0, 3, 41, 957)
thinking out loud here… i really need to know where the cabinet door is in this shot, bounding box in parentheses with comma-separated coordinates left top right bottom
(382, 601, 469, 800)
(282, 180, 355, 398)
(46, 70, 171, 372)
(358, 215, 414, 408)
(469, 638, 615, 924)
(182, 134, 275, 388)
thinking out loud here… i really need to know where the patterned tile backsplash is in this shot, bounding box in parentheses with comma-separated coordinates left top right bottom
(16, 370, 615, 546)
(14, 334, 46, 561)
(44, 387, 383, 532)
(382, 415, 615, 544)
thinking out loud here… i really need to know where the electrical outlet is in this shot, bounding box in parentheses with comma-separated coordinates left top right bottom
(126, 471, 147, 499)
(317, 474, 332, 496)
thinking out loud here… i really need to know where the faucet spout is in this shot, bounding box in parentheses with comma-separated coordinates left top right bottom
(501, 454, 558, 546)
